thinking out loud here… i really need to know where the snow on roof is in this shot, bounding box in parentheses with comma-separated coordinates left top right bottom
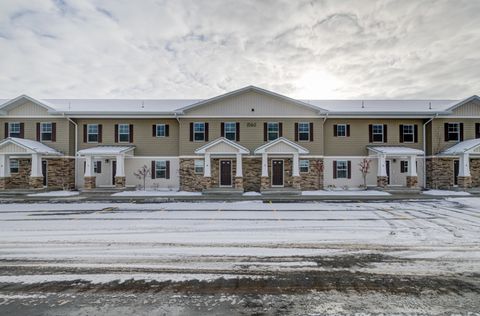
(77, 146, 135, 156)
(368, 146, 424, 156)
(0, 137, 61, 155)
(441, 139, 480, 155)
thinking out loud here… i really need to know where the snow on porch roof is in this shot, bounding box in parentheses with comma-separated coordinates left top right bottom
(0, 137, 61, 155)
(368, 146, 424, 156)
(441, 139, 480, 155)
(77, 146, 135, 156)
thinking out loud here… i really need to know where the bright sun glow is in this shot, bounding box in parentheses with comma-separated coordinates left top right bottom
(295, 69, 342, 99)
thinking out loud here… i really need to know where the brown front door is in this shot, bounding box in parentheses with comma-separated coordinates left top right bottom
(220, 160, 232, 187)
(112, 161, 116, 185)
(272, 160, 284, 187)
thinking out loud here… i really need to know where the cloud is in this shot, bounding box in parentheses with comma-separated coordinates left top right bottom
(0, 0, 479, 99)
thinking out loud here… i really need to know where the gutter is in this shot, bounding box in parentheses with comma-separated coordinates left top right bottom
(63, 114, 79, 188)
(423, 114, 438, 188)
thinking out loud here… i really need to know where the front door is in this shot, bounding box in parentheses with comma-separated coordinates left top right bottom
(454, 160, 459, 186)
(386, 160, 391, 185)
(272, 160, 284, 187)
(112, 161, 117, 185)
(41, 160, 47, 186)
(220, 160, 232, 187)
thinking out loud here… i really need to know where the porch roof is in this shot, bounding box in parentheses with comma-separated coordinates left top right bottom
(441, 139, 480, 155)
(195, 137, 249, 155)
(254, 137, 309, 154)
(77, 146, 135, 156)
(368, 146, 424, 156)
(0, 137, 61, 155)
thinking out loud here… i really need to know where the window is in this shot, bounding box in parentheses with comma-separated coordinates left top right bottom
(155, 160, 167, 179)
(267, 122, 279, 141)
(224, 122, 236, 141)
(156, 124, 166, 137)
(8, 122, 21, 138)
(401, 161, 408, 173)
(93, 161, 102, 174)
(194, 159, 204, 174)
(9, 159, 19, 173)
(87, 124, 99, 143)
(118, 124, 130, 142)
(447, 123, 460, 141)
(300, 160, 309, 173)
(298, 122, 310, 141)
(40, 122, 53, 141)
(402, 125, 414, 143)
(194, 122, 205, 141)
(336, 161, 348, 179)
(372, 124, 384, 143)
(336, 124, 347, 137)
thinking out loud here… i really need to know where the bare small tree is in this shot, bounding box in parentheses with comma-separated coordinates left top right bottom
(134, 165, 151, 190)
(359, 158, 372, 189)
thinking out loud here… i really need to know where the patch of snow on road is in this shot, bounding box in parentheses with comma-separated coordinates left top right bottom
(423, 190, 471, 196)
(27, 191, 79, 197)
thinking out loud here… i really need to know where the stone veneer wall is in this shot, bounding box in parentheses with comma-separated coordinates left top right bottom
(426, 157, 454, 189)
(299, 159, 323, 190)
(45, 158, 75, 190)
(179, 159, 205, 192)
(9, 158, 31, 189)
(243, 157, 261, 192)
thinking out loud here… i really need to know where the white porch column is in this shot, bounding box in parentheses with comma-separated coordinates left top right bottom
(261, 153, 268, 177)
(84, 155, 94, 177)
(235, 153, 243, 177)
(292, 153, 300, 177)
(408, 155, 417, 177)
(0, 155, 10, 177)
(204, 153, 211, 177)
(115, 155, 125, 177)
(30, 154, 43, 177)
(459, 153, 471, 177)
(377, 154, 387, 177)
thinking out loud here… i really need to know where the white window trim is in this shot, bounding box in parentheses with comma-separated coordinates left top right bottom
(8, 122, 21, 137)
(40, 122, 53, 142)
(156, 124, 166, 138)
(193, 122, 205, 142)
(224, 122, 236, 141)
(194, 159, 204, 174)
(403, 124, 414, 143)
(447, 123, 460, 142)
(9, 159, 19, 174)
(87, 124, 99, 143)
(336, 160, 348, 179)
(267, 122, 279, 141)
(155, 160, 167, 179)
(299, 159, 309, 173)
(298, 122, 310, 142)
(336, 124, 347, 137)
(372, 124, 384, 143)
(118, 124, 130, 143)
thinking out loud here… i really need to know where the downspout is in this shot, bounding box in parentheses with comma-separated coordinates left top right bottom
(64, 114, 78, 189)
(423, 114, 437, 189)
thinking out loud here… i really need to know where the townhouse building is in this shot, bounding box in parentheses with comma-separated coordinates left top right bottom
(0, 86, 478, 193)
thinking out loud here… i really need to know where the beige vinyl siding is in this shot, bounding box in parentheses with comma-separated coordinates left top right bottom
(431, 118, 480, 154)
(6, 102, 50, 116)
(0, 118, 72, 155)
(179, 118, 324, 155)
(76, 119, 179, 156)
(324, 119, 424, 156)
(185, 91, 319, 117)
(451, 99, 480, 116)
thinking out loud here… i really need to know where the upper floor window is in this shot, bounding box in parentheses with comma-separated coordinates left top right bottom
(372, 124, 384, 143)
(9, 159, 19, 173)
(336, 124, 347, 137)
(156, 124, 166, 137)
(447, 123, 460, 141)
(298, 122, 310, 141)
(118, 124, 130, 142)
(87, 124, 99, 143)
(194, 122, 205, 141)
(300, 160, 309, 173)
(267, 122, 279, 141)
(8, 122, 21, 138)
(40, 122, 53, 141)
(402, 125, 414, 143)
(224, 122, 236, 141)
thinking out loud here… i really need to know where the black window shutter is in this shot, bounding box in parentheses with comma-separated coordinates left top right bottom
(236, 122, 240, 141)
(459, 123, 464, 141)
(333, 161, 337, 179)
(220, 122, 225, 137)
(36, 123, 41, 141)
(165, 124, 169, 137)
(19, 123, 24, 138)
(83, 125, 87, 142)
(263, 123, 267, 141)
(346, 124, 350, 137)
(383, 124, 387, 143)
(368, 125, 373, 143)
(309, 122, 314, 141)
(51, 123, 56, 142)
(347, 161, 352, 179)
(189, 123, 193, 141)
(129, 124, 133, 143)
(152, 125, 156, 137)
(279, 122, 283, 137)
(4, 123, 8, 138)
(414, 125, 418, 143)
(294, 123, 299, 141)
(399, 124, 404, 143)
(114, 124, 119, 143)
(98, 124, 103, 143)
(444, 123, 449, 141)
(151, 161, 156, 179)
(476, 123, 480, 139)
(166, 161, 170, 179)
(205, 123, 209, 141)
(333, 124, 337, 137)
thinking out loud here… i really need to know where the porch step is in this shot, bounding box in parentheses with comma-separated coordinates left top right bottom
(202, 188, 244, 196)
(261, 188, 301, 196)
(384, 186, 421, 194)
(80, 186, 135, 194)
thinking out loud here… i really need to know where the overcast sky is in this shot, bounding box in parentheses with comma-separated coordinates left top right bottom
(0, 0, 479, 100)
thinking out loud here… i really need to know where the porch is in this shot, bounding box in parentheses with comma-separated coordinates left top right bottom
(440, 139, 480, 189)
